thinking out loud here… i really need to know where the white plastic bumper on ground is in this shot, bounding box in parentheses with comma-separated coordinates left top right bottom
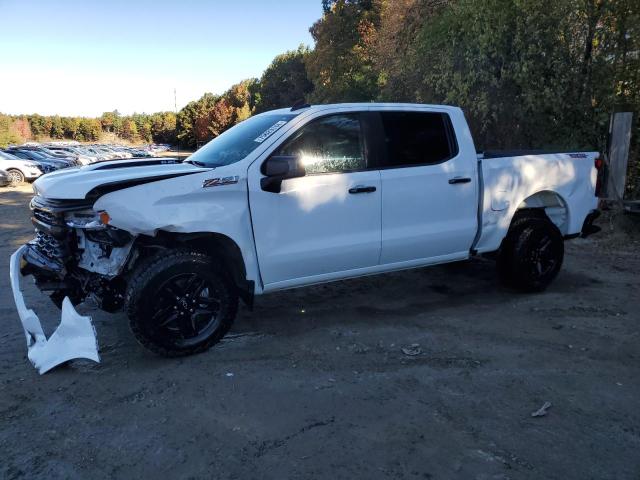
(9, 246, 100, 374)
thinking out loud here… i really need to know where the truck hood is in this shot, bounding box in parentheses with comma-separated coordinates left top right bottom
(33, 158, 211, 200)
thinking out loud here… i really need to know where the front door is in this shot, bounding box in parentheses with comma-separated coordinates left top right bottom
(248, 113, 381, 288)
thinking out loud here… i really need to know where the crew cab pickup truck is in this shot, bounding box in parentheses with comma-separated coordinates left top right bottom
(10, 103, 602, 372)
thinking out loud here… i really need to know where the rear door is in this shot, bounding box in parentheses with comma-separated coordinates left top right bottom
(374, 110, 478, 264)
(249, 112, 382, 288)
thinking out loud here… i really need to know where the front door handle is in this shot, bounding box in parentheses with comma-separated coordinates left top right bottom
(348, 185, 377, 194)
(448, 177, 472, 184)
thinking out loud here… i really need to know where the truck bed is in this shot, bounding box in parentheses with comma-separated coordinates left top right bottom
(474, 151, 599, 254)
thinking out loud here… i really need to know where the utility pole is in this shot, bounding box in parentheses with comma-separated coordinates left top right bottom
(174, 88, 179, 157)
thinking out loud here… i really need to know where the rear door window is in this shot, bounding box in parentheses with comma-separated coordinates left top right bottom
(378, 111, 456, 167)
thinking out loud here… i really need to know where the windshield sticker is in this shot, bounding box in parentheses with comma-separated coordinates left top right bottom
(254, 121, 287, 143)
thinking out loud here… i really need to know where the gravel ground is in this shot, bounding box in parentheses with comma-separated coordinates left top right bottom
(1, 184, 639, 479)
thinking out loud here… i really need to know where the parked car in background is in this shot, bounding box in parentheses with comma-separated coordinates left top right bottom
(0, 151, 43, 184)
(46, 146, 97, 165)
(77, 146, 113, 162)
(110, 146, 134, 158)
(5, 149, 67, 173)
(128, 148, 153, 158)
(19, 146, 80, 166)
(0, 168, 11, 187)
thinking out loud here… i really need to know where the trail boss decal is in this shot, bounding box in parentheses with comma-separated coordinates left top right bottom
(202, 176, 239, 188)
(254, 121, 287, 143)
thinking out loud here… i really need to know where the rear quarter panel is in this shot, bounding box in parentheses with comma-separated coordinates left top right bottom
(475, 152, 598, 253)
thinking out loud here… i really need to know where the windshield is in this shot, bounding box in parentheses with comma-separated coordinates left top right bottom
(0, 151, 20, 160)
(21, 150, 46, 160)
(186, 112, 299, 167)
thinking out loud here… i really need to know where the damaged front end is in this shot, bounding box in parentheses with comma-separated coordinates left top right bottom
(25, 195, 135, 311)
(11, 195, 136, 373)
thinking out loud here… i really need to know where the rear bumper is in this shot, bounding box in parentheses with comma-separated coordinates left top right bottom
(581, 209, 601, 237)
(9, 246, 100, 374)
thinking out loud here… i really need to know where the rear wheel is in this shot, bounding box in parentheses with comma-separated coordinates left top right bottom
(7, 169, 24, 185)
(125, 250, 238, 357)
(497, 214, 564, 292)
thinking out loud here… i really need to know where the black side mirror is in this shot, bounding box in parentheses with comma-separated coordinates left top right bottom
(260, 155, 306, 193)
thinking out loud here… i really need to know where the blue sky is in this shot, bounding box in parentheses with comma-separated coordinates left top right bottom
(0, 0, 322, 116)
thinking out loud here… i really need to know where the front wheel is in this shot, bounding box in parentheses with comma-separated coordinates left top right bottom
(7, 169, 25, 185)
(497, 215, 564, 292)
(125, 250, 238, 357)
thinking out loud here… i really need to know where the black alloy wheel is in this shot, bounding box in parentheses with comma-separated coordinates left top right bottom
(497, 215, 564, 292)
(125, 250, 238, 357)
(153, 272, 223, 347)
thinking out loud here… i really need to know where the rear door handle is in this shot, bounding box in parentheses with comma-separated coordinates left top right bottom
(348, 185, 377, 194)
(448, 177, 472, 184)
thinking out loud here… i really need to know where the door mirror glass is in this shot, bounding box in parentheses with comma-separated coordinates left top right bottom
(262, 155, 305, 177)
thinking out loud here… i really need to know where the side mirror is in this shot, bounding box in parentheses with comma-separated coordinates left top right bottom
(260, 155, 305, 193)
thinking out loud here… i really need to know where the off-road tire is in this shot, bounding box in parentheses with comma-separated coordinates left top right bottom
(497, 214, 564, 292)
(125, 249, 238, 357)
(7, 169, 24, 185)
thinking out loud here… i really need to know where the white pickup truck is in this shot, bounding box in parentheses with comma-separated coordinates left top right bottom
(10, 103, 602, 372)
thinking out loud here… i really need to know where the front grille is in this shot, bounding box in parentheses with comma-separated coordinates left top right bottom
(33, 208, 64, 227)
(28, 196, 86, 262)
(31, 231, 68, 260)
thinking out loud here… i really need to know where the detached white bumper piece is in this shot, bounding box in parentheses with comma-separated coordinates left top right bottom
(9, 246, 100, 374)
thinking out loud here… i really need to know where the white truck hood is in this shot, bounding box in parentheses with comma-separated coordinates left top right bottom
(33, 159, 211, 200)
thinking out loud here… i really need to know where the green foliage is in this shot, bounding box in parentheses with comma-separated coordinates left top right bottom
(384, 0, 638, 153)
(0, 114, 24, 147)
(306, 0, 383, 103)
(254, 46, 314, 113)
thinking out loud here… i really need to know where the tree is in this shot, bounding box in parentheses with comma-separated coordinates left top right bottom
(176, 99, 200, 148)
(150, 112, 177, 144)
(0, 114, 23, 147)
(50, 116, 64, 138)
(306, 0, 383, 102)
(100, 111, 120, 133)
(77, 118, 101, 141)
(28, 114, 47, 138)
(61, 117, 80, 139)
(12, 117, 32, 141)
(255, 46, 314, 112)
(122, 120, 139, 141)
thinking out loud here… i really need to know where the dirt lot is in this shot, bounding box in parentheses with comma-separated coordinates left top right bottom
(1, 184, 639, 480)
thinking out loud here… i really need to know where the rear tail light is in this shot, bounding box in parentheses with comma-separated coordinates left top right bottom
(594, 156, 604, 197)
(594, 157, 604, 170)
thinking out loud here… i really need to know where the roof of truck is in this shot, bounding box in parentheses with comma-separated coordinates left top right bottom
(262, 103, 461, 116)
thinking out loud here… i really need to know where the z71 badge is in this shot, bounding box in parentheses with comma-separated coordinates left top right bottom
(202, 176, 240, 188)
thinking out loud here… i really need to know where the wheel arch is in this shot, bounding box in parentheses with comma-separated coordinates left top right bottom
(512, 189, 570, 235)
(140, 231, 254, 308)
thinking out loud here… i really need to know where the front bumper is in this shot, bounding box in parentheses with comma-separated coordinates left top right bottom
(9, 246, 100, 374)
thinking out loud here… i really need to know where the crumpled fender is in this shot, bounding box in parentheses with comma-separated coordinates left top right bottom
(9, 246, 100, 374)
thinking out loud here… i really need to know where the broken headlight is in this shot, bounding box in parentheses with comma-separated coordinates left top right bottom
(65, 210, 104, 229)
